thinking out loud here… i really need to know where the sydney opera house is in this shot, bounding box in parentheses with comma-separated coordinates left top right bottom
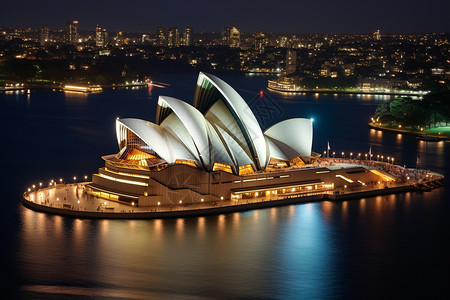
(86, 72, 389, 207)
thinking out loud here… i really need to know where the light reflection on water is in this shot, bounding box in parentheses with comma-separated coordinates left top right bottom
(16, 188, 446, 299)
(3, 75, 449, 298)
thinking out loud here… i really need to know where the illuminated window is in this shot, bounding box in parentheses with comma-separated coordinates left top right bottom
(212, 162, 233, 173)
(175, 159, 197, 167)
(239, 164, 254, 175)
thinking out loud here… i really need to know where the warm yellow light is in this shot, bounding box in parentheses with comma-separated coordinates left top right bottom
(336, 174, 354, 183)
(99, 173, 148, 186)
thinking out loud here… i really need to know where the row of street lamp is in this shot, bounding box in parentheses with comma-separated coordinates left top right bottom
(27, 175, 90, 192)
(323, 150, 395, 164)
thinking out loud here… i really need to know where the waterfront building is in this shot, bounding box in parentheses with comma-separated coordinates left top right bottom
(65, 20, 79, 44)
(230, 27, 241, 48)
(96, 25, 108, 47)
(85, 72, 397, 207)
(358, 78, 406, 93)
(40, 25, 49, 46)
(184, 26, 193, 46)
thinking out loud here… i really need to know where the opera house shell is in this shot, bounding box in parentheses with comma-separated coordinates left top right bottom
(87, 72, 381, 206)
(116, 72, 313, 175)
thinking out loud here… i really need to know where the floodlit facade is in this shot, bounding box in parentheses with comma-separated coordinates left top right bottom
(87, 72, 387, 207)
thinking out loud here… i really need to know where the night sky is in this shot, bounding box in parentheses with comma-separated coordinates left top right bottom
(1, 0, 449, 33)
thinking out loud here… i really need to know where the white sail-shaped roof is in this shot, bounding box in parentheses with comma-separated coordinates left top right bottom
(194, 72, 267, 170)
(115, 73, 313, 174)
(116, 118, 196, 164)
(158, 96, 211, 169)
(264, 118, 313, 161)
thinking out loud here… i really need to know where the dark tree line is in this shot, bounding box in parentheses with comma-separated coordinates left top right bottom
(374, 84, 450, 128)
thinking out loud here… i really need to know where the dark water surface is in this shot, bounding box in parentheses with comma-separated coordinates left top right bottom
(1, 73, 449, 299)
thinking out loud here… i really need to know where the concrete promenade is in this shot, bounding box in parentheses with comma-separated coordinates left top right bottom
(22, 161, 444, 219)
(368, 122, 450, 140)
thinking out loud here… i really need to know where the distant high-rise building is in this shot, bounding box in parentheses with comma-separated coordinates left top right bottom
(65, 20, 79, 44)
(253, 30, 266, 53)
(284, 49, 297, 74)
(279, 36, 288, 48)
(115, 29, 124, 46)
(96, 25, 108, 47)
(40, 25, 49, 46)
(184, 26, 193, 46)
(167, 27, 180, 47)
(156, 27, 166, 46)
(373, 29, 381, 41)
(222, 27, 231, 46)
(229, 27, 240, 48)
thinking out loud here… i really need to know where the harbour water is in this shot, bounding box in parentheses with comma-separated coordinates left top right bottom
(1, 73, 449, 299)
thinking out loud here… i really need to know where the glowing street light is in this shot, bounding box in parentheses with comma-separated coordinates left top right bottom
(341, 152, 345, 158)
(332, 151, 335, 158)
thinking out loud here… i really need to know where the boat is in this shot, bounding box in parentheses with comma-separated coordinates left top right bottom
(63, 85, 102, 93)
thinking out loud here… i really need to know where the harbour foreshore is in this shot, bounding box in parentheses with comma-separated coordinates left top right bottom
(22, 160, 444, 220)
(368, 122, 450, 140)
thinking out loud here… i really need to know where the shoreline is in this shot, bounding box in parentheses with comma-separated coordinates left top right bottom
(22, 168, 444, 220)
(267, 86, 428, 96)
(368, 122, 450, 140)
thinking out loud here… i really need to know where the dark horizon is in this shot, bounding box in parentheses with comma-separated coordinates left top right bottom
(1, 0, 449, 34)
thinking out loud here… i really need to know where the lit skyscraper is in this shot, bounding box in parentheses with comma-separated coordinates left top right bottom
(184, 26, 193, 46)
(253, 30, 266, 53)
(373, 29, 381, 40)
(229, 26, 240, 48)
(40, 25, 49, 46)
(115, 29, 124, 46)
(168, 27, 180, 47)
(222, 27, 230, 46)
(96, 25, 108, 47)
(156, 27, 166, 46)
(65, 20, 79, 44)
(284, 49, 297, 74)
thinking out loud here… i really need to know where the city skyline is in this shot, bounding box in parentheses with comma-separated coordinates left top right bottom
(1, 0, 449, 33)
